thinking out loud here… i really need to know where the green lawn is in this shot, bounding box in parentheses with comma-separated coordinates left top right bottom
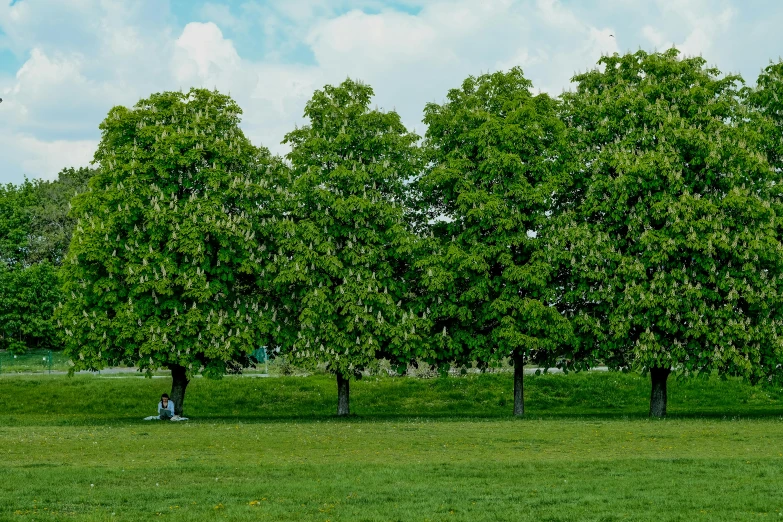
(0, 349, 277, 375)
(2, 372, 783, 520)
(0, 349, 73, 373)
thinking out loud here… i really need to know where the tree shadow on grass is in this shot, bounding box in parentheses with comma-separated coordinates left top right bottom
(4, 407, 783, 428)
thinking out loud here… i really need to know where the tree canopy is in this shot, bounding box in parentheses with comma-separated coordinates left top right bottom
(0, 168, 93, 352)
(8, 47, 783, 419)
(56, 88, 281, 413)
(269, 78, 428, 414)
(560, 49, 783, 416)
(746, 60, 783, 172)
(414, 68, 575, 415)
(0, 180, 37, 268)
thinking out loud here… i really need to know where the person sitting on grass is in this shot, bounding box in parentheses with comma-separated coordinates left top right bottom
(143, 394, 187, 421)
(158, 393, 175, 420)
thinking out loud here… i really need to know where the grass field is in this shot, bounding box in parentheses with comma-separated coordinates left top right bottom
(2, 371, 783, 520)
(0, 349, 73, 373)
(0, 349, 273, 375)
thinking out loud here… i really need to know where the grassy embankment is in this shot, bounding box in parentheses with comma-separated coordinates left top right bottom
(2, 371, 783, 521)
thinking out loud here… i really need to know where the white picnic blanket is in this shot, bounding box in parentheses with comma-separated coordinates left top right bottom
(144, 415, 189, 421)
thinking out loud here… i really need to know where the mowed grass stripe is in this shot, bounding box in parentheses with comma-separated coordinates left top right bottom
(2, 420, 783, 521)
(2, 372, 783, 520)
(1, 371, 783, 424)
(4, 420, 783, 464)
(5, 458, 781, 521)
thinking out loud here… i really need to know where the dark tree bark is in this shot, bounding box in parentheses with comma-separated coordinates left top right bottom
(513, 351, 525, 417)
(169, 364, 189, 416)
(649, 366, 671, 418)
(336, 372, 350, 416)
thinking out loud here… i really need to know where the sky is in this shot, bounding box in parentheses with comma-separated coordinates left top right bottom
(1, 0, 782, 186)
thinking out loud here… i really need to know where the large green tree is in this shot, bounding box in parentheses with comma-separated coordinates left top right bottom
(745, 61, 783, 389)
(0, 180, 39, 352)
(29, 167, 95, 265)
(0, 168, 93, 353)
(269, 78, 428, 415)
(560, 49, 783, 416)
(0, 261, 61, 353)
(57, 89, 280, 414)
(0, 180, 37, 267)
(746, 61, 783, 172)
(0, 168, 93, 268)
(414, 68, 574, 416)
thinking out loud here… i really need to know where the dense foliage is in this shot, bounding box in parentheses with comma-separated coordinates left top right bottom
(0, 168, 92, 352)
(56, 88, 281, 413)
(560, 49, 783, 416)
(746, 60, 783, 172)
(0, 181, 36, 267)
(415, 68, 575, 415)
(5, 48, 783, 418)
(0, 261, 60, 353)
(269, 78, 428, 414)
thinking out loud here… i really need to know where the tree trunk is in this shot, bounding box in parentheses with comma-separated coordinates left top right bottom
(513, 351, 525, 417)
(169, 364, 189, 416)
(336, 372, 350, 416)
(649, 366, 671, 418)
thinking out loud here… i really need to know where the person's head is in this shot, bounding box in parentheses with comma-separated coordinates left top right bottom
(161, 393, 169, 404)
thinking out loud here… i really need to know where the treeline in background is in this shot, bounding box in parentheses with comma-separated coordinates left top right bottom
(0, 167, 92, 352)
(3, 48, 783, 419)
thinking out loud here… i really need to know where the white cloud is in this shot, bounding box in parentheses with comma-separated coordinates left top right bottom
(0, 0, 781, 184)
(173, 22, 242, 82)
(307, 9, 448, 74)
(495, 48, 548, 73)
(198, 3, 245, 31)
(0, 130, 97, 182)
(251, 64, 322, 118)
(170, 22, 318, 155)
(0, 47, 130, 145)
(642, 25, 667, 49)
(535, 0, 584, 32)
(645, 0, 736, 58)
